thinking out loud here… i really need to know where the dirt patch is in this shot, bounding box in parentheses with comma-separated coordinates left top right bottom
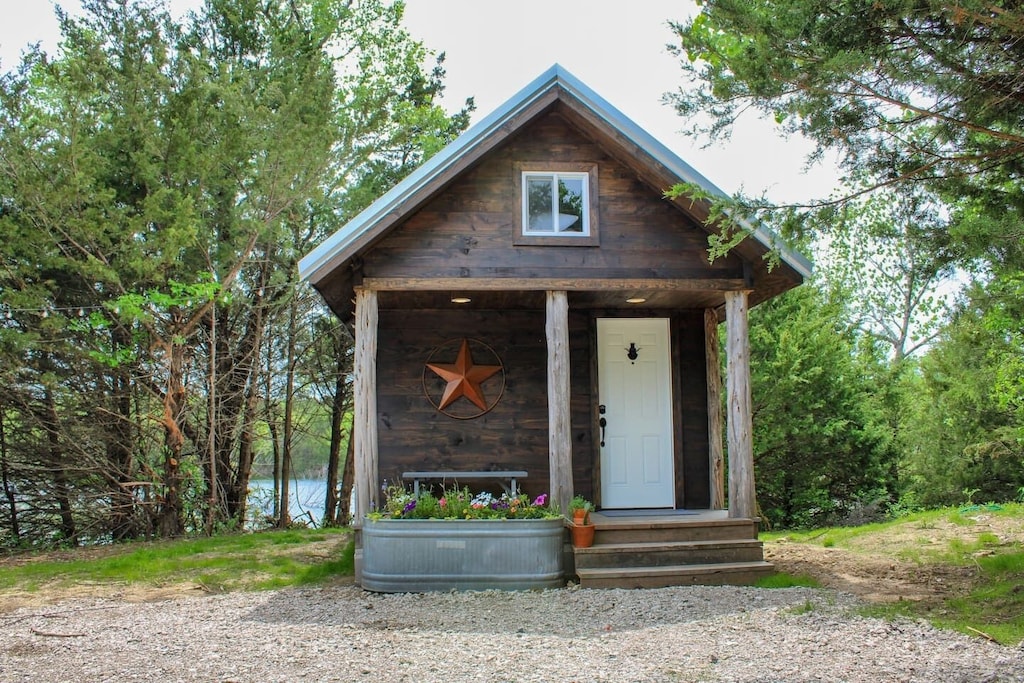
(765, 510, 1023, 605)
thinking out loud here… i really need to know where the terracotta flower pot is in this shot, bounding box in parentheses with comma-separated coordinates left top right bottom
(572, 508, 588, 525)
(570, 521, 595, 548)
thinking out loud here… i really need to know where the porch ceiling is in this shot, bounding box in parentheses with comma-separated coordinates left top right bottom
(377, 289, 729, 311)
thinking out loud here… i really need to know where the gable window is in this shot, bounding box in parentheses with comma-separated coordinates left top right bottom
(514, 162, 599, 246)
(524, 172, 588, 235)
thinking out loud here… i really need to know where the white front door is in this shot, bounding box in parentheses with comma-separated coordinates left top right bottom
(597, 318, 675, 508)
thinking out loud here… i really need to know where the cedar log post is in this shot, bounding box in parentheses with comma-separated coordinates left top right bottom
(725, 290, 756, 519)
(705, 308, 726, 510)
(353, 287, 379, 520)
(545, 290, 573, 514)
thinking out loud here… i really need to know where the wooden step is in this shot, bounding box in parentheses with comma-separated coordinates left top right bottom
(576, 561, 775, 589)
(593, 518, 759, 545)
(573, 539, 765, 570)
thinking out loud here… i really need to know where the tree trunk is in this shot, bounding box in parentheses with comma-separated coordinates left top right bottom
(277, 298, 298, 528)
(0, 400, 20, 543)
(43, 386, 77, 544)
(267, 407, 281, 521)
(545, 290, 573, 514)
(108, 366, 138, 540)
(323, 332, 349, 527)
(725, 291, 756, 520)
(338, 430, 356, 526)
(156, 342, 187, 537)
(205, 304, 218, 536)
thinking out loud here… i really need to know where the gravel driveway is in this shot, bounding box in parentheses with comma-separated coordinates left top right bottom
(1, 584, 1021, 682)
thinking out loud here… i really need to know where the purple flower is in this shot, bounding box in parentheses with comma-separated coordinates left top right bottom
(403, 500, 417, 514)
(533, 494, 547, 506)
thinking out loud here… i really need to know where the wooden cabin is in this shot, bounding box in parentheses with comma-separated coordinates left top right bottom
(299, 65, 811, 588)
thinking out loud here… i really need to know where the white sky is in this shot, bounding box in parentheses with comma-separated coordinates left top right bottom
(0, 0, 841, 203)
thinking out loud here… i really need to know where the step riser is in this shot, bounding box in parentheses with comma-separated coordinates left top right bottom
(574, 545, 765, 569)
(579, 566, 773, 589)
(594, 525, 756, 544)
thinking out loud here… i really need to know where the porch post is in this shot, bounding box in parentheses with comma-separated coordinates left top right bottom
(704, 308, 726, 510)
(725, 290, 756, 519)
(353, 286, 379, 520)
(545, 290, 573, 513)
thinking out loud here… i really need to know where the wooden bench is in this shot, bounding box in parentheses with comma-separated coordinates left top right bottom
(402, 470, 528, 497)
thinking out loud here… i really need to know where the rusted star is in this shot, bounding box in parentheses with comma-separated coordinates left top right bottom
(426, 339, 502, 410)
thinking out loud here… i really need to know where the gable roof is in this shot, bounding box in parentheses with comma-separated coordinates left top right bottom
(299, 64, 811, 289)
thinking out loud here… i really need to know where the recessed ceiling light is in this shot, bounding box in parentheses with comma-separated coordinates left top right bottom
(451, 295, 472, 304)
(625, 297, 647, 304)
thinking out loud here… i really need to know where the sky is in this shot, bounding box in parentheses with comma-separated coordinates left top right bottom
(0, 0, 841, 204)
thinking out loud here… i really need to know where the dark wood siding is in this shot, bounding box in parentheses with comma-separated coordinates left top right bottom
(674, 312, 711, 508)
(362, 112, 745, 283)
(376, 308, 592, 501)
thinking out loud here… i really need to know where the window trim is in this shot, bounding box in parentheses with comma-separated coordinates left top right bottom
(513, 162, 599, 246)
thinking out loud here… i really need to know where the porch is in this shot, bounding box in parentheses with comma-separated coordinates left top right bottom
(571, 510, 773, 589)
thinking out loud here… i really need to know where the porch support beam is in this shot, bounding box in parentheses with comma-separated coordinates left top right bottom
(725, 290, 756, 520)
(545, 290, 573, 514)
(705, 308, 725, 510)
(353, 287, 380, 521)
(363, 276, 747, 292)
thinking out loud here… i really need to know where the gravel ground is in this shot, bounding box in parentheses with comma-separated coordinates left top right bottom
(1, 584, 1022, 682)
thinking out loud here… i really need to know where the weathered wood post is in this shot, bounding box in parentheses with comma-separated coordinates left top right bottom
(705, 308, 726, 510)
(725, 291, 756, 519)
(546, 290, 573, 513)
(353, 287, 379, 521)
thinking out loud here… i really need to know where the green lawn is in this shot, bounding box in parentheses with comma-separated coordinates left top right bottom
(0, 527, 354, 595)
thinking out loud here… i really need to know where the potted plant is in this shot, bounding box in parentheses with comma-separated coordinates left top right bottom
(362, 485, 565, 592)
(569, 495, 592, 525)
(568, 495, 595, 548)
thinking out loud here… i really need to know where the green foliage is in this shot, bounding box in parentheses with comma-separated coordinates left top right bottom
(376, 485, 559, 520)
(749, 282, 896, 528)
(0, 0, 471, 542)
(667, 0, 1024, 242)
(896, 291, 1024, 507)
(569, 495, 593, 512)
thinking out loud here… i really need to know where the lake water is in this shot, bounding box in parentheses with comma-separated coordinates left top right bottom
(248, 479, 328, 526)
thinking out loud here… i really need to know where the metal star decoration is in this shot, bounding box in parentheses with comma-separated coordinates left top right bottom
(426, 338, 502, 410)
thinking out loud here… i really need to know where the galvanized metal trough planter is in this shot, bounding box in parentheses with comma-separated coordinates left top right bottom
(361, 517, 565, 593)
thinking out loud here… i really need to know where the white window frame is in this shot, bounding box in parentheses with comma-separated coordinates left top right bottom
(521, 171, 590, 237)
(513, 161, 599, 247)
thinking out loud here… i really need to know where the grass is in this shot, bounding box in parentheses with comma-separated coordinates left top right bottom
(764, 502, 1024, 645)
(0, 527, 354, 595)
(755, 572, 820, 589)
(863, 550, 1024, 646)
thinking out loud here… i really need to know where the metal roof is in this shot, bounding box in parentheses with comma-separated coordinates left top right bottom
(298, 64, 812, 284)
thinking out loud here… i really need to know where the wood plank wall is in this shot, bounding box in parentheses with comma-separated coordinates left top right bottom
(375, 308, 592, 501)
(674, 312, 712, 508)
(362, 112, 745, 283)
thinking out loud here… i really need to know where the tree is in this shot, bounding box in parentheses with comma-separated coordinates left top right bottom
(0, 0, 472, 544)
(814, 188, 954, 361)
(898, 284, 1024, 506)
(748, 283, 895, 527)
(666, 0, 1024, 253)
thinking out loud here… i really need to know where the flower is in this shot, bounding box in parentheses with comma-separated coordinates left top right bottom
(374, 484, 559, 520)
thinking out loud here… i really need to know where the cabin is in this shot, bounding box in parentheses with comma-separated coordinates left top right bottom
(298, 65, 811, 589)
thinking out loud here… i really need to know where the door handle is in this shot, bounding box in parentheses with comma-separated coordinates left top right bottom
(598, 404, 607, 447)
